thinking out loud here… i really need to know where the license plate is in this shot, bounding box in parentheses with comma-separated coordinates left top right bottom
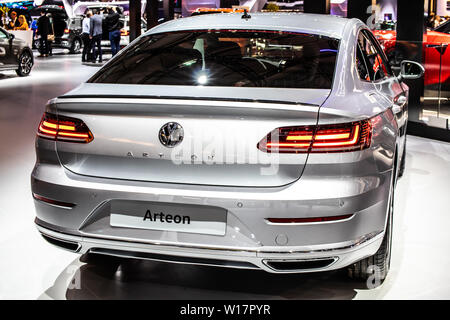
(110, 200, 227, 236)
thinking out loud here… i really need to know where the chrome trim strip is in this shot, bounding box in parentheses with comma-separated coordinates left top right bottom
(36, 223, 383, 256)
(53, 97, 319, 112)
(258, 231, 383, 255)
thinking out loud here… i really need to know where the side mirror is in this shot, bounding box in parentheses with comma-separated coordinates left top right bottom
(398, 60, 425, 80)
(9, 33, 15, 41)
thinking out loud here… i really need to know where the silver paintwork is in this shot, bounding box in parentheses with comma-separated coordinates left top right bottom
(32, 13, 408, 273)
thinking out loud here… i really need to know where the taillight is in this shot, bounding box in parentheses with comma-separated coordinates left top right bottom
(257, 120, 372, 153)
(64, 28, 70, 34)
(37, 112, 93, 143)
(120, 29, 129, 36)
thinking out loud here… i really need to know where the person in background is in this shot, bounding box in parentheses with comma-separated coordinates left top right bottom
(105, 7, 121, 56)
(15, 15, 29, 30)
(428, 12, 436, 28)
(89, 9, 103, 63)
(81, 10, 92, 62)
(46, 13, 54, 56)
(434, 15, 442, 28)
(6, 11, 19, 30)
(30, 18, 38, 45)
(37, 11, 50, 57)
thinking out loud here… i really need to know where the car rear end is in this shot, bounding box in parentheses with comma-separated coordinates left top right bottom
(32, 16, 395, 273)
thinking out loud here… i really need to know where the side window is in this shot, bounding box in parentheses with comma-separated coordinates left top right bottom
(356, 43, 370, 81)
(363, 30, 393, 78)
(357, 31, 392, 81)
(0, 30, 8, 39)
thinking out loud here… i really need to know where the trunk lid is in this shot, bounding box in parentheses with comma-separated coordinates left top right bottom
(54, 84, 329, 187)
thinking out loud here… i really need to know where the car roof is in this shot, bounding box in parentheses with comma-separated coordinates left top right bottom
(147, 12, 351, 39)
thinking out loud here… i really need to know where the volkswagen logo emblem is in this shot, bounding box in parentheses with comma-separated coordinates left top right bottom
(159, 122, 184, 148)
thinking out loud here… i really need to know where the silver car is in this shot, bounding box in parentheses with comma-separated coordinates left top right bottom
(31, 13, 424, 283)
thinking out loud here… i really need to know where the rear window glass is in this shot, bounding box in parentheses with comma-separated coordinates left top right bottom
(89, 30, 339, 89)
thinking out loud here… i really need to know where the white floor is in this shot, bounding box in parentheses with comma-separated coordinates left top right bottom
(0, 52, 449, 299)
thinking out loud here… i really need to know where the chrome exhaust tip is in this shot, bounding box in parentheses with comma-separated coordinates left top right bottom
(41, 234, 81, 252)
(263, 257, 337, 272)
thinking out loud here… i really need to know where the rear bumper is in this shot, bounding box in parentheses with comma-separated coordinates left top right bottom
(32, 156, 392, 273)
(36, 222, 384, 273)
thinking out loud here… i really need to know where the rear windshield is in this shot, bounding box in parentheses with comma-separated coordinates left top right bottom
(89, 30, 339, 89)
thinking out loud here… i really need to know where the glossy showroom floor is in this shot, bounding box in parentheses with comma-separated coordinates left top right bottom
(0, 52, 449, 300)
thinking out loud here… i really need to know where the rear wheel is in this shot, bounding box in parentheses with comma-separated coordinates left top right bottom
(347, 178, 394, 286)
(69, 38, 82, 54)
(16, 51, 33, 77)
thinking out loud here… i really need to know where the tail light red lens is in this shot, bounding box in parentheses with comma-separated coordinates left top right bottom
(267, 214, 353, 224)
(33, 193, 76, 208)
(258, 120, 372, 153)
(64, 28, 70, 34)
(37, 112, 93, 143)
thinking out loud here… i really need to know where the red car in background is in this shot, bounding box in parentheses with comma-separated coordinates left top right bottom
(373, 20, 450, 89)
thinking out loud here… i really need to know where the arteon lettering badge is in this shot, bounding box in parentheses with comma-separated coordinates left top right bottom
(143, 210, 191, 224)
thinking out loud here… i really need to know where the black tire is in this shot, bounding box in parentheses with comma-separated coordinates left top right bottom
(398, 141, 406, 178)
(16, 51, 33, 77)
(69, 38, 82, 54)
(347, 179, 394, 285)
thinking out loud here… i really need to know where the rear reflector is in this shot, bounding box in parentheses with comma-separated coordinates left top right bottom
(37, 112, 93, 143)
(266, 214, 353, 224)
(258, 120, 372, 153)
(33, 193, 76, 209)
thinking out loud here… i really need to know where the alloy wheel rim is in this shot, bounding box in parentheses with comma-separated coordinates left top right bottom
(74, 40, 81, 52)
(20, 54, 32, 74)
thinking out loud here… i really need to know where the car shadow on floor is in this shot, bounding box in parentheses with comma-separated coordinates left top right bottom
(41, 256, 370, 300)
(0, 73, 19, 80)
